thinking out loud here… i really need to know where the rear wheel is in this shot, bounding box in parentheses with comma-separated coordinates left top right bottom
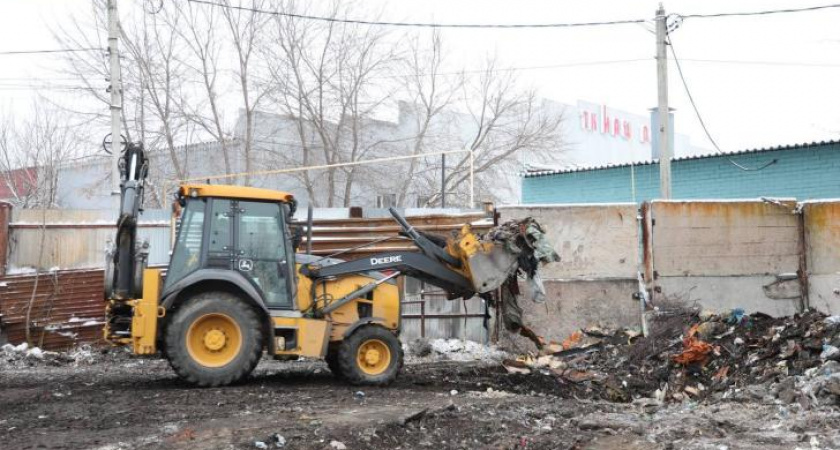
(337, 326, 403, 386)
(326, 346, 344, 379)
(164, 291, 264, 387)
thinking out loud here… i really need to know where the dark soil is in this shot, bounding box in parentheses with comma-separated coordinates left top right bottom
(2, 351, 840, 450)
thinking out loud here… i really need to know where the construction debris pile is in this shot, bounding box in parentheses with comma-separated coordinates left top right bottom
(503, 307, 840, 407)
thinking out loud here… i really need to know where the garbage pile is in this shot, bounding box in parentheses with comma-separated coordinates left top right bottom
(502, 307, 840, 407)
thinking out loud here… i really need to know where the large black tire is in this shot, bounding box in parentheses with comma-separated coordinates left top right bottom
(326, 346, 344, 379)
(164, 291, 264, 387)
(336, 326, 403, 386)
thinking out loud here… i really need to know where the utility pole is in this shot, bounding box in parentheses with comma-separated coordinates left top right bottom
(440, 153, 446, 208)
(108, 0, 122, 207)
(469, 148, 475, 209)
(655, 3, 672, 199)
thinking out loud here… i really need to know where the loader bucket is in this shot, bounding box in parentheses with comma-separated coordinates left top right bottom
(465, 243, 519, 294)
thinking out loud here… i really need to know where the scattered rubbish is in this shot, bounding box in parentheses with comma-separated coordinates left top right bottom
(671, 324, 716, 366)
(820, 345, 840, 361)
(329, 440, 347, 450)
(498, 307, 840, 405)
(449, 389, 458, 396)
(271, 433, 286, 448)
(353, 391, 365, 401)
(254, 441, 268, 449)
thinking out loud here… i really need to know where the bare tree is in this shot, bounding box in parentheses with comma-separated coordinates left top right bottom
(173, 1, 233, 176)
(219, 0, 270, 186)
(48, 0, 564, 208)
(263, 0, 399, 206)
(420, 57, 565, 207)
(397, 30, 464, 207)
(0, 108, 84, 208)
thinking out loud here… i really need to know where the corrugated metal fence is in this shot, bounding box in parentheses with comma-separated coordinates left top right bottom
(6, 209, 172, 273)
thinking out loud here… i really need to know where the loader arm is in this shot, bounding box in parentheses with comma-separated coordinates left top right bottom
(300, 251, 475, 300)
(299, 206, 516, 315)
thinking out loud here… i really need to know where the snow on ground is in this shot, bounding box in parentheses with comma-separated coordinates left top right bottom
(405, 338, 508, 362)
(1, 342, 103, 367)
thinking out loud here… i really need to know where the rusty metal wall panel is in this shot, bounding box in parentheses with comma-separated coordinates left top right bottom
(498, 204, 639, 280)
(651, 200, 802, 316)
(802, 201, 840, 314)
(0, 269, 105, 350)
(297, 212, 492, 260)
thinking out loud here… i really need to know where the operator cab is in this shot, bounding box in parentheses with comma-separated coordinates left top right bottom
(164, 184, 298, 310)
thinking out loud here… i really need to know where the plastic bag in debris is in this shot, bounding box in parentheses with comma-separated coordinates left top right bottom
(527, 273, 547, 303)
(721, 308, 747, 325)
(525, 222, 560, 265)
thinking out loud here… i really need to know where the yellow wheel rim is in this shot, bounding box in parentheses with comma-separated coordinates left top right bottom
(356, 339, 392, 376)
(186, 313, 243, 368)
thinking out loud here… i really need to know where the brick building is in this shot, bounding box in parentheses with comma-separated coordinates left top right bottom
(522, 140, 840, 204)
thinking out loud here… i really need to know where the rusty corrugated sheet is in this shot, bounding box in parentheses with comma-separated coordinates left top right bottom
(0, 269, 105, 350)
(297, 213, 493, 259)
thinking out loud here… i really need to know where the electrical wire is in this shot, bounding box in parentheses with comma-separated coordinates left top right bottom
(186, 0, 646, 28)
(679, 3, 840, 19)
(0, 48, 102, 56)
(668, 39, 777, 172)
(680, 58, 840, 68)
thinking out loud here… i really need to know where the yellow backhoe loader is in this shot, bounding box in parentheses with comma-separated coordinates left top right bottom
(103, 143, 546, 387)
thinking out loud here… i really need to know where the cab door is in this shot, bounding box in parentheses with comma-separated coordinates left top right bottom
(234, 200, 294, 309)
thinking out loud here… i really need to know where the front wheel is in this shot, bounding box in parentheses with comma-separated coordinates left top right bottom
(164, 291, 264, 387)
(336, 326, 403, 386)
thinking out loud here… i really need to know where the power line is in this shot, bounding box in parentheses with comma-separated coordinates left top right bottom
(188, 0, 840, 29)
(187, 0, 646, 28)
(679, 3, 840, 19)
(668, 39, 777, 172)
(681, 58, 840, 68)
(0, 48, 102, 56)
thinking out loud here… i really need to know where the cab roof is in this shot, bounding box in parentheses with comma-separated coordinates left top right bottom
(179, 184, 295, 203)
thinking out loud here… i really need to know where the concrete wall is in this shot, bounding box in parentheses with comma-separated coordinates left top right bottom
(523, 142, 840, 204)
(650, 200, 803, 316)
(802, 201, 840, 314)
(497, 204, 642, 348)
(493, 199, 840, 349)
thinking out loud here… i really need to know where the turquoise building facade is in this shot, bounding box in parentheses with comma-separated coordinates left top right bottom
(522, 141, 840, 204)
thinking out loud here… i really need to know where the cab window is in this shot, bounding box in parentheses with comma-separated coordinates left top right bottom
(165, 199, 205, 288)
(237, 201, 291, 308)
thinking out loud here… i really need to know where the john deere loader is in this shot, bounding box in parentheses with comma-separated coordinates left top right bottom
(104, 143, 551, 387)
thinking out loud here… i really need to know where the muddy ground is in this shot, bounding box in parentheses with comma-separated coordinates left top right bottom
(2, 353, 840, 450)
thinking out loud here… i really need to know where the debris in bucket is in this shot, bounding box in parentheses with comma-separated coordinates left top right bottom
(500, 307, 840, 405)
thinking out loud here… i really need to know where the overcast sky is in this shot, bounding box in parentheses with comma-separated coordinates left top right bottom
(2, 0, 840, 154)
